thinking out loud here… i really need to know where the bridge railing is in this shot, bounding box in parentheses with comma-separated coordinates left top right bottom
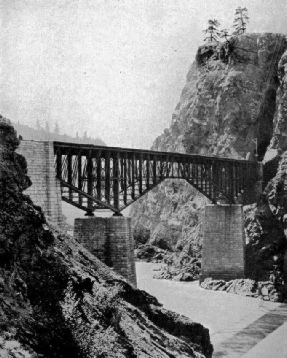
(54, 141, 261, 214)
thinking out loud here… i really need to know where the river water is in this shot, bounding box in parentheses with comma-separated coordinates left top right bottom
(136, 262, 281, 348)
(63, 205, 283, 351)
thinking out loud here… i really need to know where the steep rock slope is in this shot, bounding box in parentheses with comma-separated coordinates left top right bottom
(131, 33, 287, 282)
(153, 33, 286, 159)
(0, 116, 213, 357)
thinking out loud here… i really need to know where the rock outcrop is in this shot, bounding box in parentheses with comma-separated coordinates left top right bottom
(200, 278, 283, 302)
(153, 253, 201, 282)
(152, 33, 286, 159)
(0, 116, 213, 357)
(131, 33, 287, 291)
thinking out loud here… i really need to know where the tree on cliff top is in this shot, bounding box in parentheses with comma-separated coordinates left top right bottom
(233, 7, 249, 35)
(220, 29, 232, 42)
(203, 19, 221, 42)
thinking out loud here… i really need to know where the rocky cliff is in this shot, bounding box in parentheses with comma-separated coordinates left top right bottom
(131, 33, 287, 288)
(0, 116, 213, 357)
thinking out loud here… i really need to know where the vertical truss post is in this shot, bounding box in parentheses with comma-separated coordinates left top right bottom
(230, 162, 234, 201)
(205, 159, 212, 196)
(186, 157, 190, 180)
(67, 151, 72, 200)
(123, 153, 128, 205)
(200, 161, 203, 190)
(113, 152, 120, 210)
(56, 148, 62, 180)
(224, 164, 228, 197)
(237, 164, 242, 194)
(171, 155, 174, 177)
(245, 163, 249, 192)
(120, 155, 124, 190)
(208, 160, 212, 198)
(202, 159, 207, 195)
(119, 154, 124, 207)
(234, 162, 238, 197)
(159, 155, 163, 178)
(139, 153, 143, 194)
(182, 156, 186, 179)
(195, 159, 198, 186)
(219, 162, 223, 194)
(153, 155, 157, 184)
(131, 152, 135, 199)
(204, 160, 208, 194)
(165, 155, 170, 177)
(244, 163, 249, 193)
(146, 154, 150, 189)
(96, 150, 102, 201)
(87, 151, 94, 212)
(78, 153, 82, 206)
(105, 151, 111, 204)
(212, 161, 218, 202)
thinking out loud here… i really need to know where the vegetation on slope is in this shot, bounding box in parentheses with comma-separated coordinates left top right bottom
(0, 115, 213, 357)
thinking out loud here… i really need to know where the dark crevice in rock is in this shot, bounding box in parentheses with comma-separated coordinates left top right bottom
(256, 83, 279, 161)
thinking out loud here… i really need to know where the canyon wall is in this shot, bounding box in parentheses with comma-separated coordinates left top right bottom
(131, 33, 287, 284)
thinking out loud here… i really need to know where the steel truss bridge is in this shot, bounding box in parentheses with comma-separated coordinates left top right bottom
(54, 142, 261, 215)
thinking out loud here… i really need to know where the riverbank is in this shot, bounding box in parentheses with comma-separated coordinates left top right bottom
(136, 262, 287, 356)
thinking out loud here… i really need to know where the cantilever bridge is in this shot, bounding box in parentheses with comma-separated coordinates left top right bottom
(54, 141, 261, 216)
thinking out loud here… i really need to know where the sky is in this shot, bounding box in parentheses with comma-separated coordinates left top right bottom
(1, 0, 287, 149)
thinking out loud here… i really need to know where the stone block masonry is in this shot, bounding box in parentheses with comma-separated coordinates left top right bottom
(16, 140, 64, 226)
(200, 204, 245, 282)
(16, 140, 137, 286)
(74, 217, 137, 287)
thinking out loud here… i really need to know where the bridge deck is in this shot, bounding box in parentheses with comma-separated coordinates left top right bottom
(53, 141, 261, 214)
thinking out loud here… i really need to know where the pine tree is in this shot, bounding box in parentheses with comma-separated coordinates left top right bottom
(233, 7, 249, 35)
(220, 29, 231, 42)
(203, 19, 221, 42)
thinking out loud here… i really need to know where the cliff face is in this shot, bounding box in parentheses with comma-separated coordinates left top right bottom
(153, 33, 286, 159)
(0, 116, 213, 357)
(268, 48, 287, 153)
(131, 33, 287, 283)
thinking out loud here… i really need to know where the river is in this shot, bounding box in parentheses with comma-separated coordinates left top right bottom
(63, 206, 285, 355)
(136, 262, 282, 350)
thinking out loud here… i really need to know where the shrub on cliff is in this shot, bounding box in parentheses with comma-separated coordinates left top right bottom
(133, 225, 150, 247)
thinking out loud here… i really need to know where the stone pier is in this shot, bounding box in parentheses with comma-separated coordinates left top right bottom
(74, 216, 137, 287)
(200, 204, 245, 282)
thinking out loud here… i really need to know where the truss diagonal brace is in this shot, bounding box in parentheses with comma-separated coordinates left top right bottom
(59, 179, 121, 215)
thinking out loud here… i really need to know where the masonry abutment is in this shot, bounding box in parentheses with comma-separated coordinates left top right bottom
(200, 204, 245, 282)
(74, 216, 137, 287)
(16, 140, 64, 226)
